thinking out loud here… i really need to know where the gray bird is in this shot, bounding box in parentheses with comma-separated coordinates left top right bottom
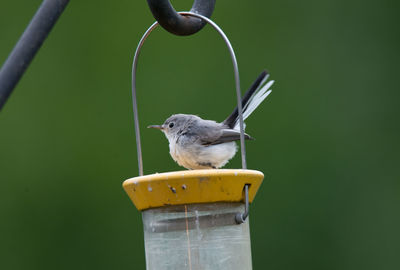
(148, 71, 274, 170)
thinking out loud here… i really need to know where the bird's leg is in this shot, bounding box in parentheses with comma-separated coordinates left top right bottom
(197, 162, 216, 169)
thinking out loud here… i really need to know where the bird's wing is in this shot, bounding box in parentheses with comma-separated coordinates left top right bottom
(179, 120, 253, 146)
(200, 129, 253, 146)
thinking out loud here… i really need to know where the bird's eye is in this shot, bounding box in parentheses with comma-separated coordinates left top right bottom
(169, 122, 174, 128)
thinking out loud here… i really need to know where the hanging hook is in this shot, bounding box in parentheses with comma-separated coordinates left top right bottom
(146, 0, 216, 36)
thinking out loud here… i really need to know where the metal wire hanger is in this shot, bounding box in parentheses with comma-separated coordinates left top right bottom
(131, 12, 248, 176)
(131, 11, 251, 224)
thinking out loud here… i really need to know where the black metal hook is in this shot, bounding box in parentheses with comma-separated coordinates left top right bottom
(146, 0, 216, 36)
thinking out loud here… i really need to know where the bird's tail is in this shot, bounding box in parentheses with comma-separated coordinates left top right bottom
(223, 70, 274, 130)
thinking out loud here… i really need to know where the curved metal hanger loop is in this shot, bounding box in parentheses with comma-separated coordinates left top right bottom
(132, 12, 247, 176)
(146, 0, 216, 36)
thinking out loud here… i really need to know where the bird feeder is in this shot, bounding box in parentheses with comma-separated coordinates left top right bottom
(123, 11, 265, 270)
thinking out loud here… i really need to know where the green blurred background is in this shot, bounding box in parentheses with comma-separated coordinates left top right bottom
(1, 0, 399, 269)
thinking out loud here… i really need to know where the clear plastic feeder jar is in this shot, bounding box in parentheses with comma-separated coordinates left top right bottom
(123, 169, 264, 270)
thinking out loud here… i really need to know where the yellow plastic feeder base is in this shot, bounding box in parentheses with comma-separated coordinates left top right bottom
(123, 169, 264, 211)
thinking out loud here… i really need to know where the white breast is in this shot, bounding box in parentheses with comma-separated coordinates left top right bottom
(169, 139, 237, 170)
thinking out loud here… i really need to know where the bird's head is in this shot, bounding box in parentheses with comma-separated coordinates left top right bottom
(148, 114, 195, 141)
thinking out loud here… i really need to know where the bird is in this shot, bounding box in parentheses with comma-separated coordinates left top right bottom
(148, 70, 274, 170)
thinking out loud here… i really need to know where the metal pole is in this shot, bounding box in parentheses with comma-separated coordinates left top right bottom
(0, 0, 70, 110)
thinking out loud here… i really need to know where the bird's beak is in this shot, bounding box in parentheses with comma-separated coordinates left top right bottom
(147, 125, 164, 130)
